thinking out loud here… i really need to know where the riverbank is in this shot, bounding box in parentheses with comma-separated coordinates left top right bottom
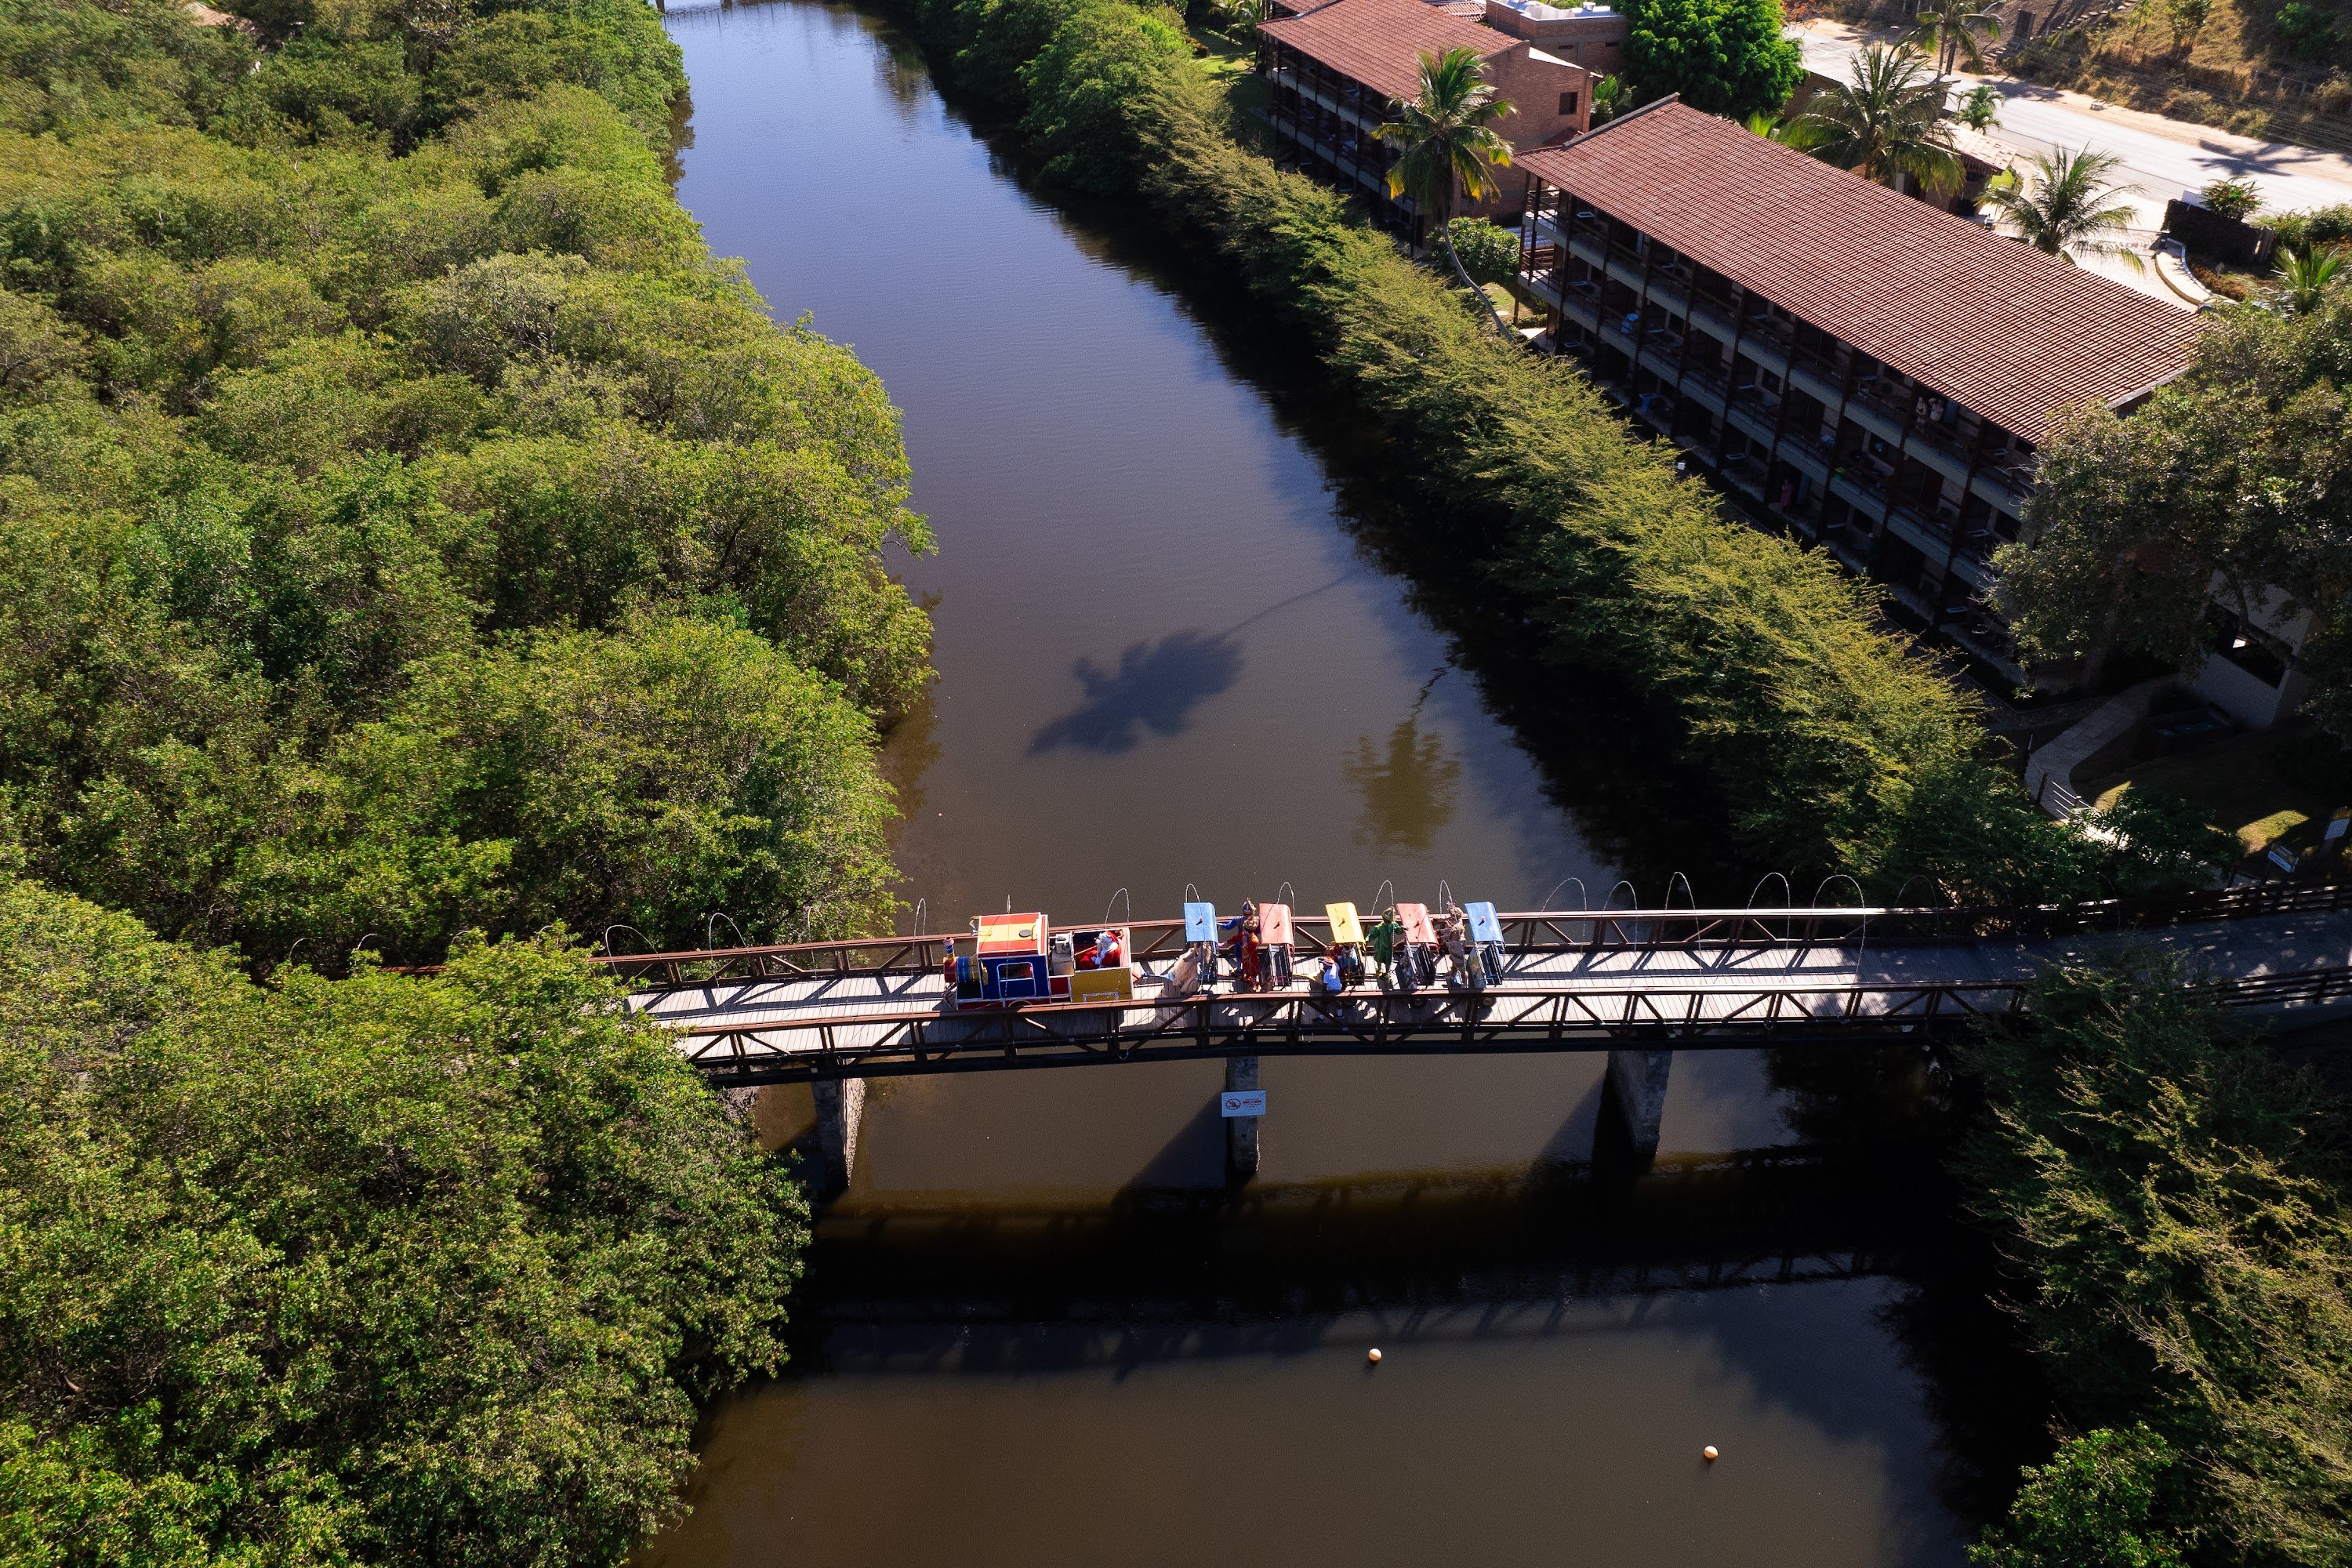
(877, 0, 2220, 908)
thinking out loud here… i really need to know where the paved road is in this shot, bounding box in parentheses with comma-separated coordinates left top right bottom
(1794, 20, 2352, 228)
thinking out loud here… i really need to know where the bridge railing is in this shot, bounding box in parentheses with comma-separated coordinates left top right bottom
(594, 880, 2351, 990)
(665, 959, 2352, 1080)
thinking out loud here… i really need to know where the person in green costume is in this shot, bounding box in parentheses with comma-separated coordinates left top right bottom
(1367, 909, 1401, 978)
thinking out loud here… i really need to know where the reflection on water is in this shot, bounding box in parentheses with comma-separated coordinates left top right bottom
(1344, 704, 1461, 856)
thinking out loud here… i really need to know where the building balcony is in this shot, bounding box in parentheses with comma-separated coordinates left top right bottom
(1884, 505, 1954, 564)
(1779, 434, 1834, 481)
(1725, 401, 1777, 448)
(1829, 467, 1889, 518)
(1785, 356, 1843, 412)
(1677, 363, 1728, 408)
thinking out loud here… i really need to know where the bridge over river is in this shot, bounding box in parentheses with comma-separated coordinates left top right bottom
(617, 883, 2352, 1189)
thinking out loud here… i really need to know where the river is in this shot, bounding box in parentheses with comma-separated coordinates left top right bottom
(638, 5, 1995, 1562)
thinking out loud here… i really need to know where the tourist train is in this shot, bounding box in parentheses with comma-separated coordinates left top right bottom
(943, 898, 1508, 1010)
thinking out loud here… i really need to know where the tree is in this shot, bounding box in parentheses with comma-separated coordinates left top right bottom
(1443, 216, 1523, 283)
(2272, 244, 2346, 312)
(0, 1, 927, 971)
(1980, 145, 2143, 267)
(1911, 5, 2002, 78)
(1623, 0, 1806, 120)
(1957, 81, 2002, 128)
(1591, 71, 1633, 121)
(1962, 960, 2352, 1564)
(2161, 0, 2213, 53)
(2200, 175, 2263, 220)
(0, 880, 809, 1566)
(1374, 46, 1516, 229)
(1999, 296, 2352, 739)
(1970, 1428, 2189, 1568)
(1787, 45, 1965, 193)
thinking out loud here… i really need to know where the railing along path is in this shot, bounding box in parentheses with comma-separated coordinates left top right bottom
(612, 883, 2352, 1084)
(599, 880, 2352, 989)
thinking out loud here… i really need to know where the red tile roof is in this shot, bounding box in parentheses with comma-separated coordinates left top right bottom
(1516, 100, 2201, 441)
(1258, 0, 1515, 104)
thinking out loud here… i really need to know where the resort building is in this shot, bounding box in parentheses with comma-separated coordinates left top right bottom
(1257, 0, 1598, 230)
(1502, 100, 2282, 717)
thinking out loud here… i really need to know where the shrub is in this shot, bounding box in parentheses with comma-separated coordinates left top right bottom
(2260, 200, 2352, 254)
(2199, 176, 2263, 221)
(1442, 216, 1520, 283)
(2274, 0, 2339, 59)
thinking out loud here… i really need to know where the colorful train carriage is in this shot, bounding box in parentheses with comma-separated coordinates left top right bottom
(1325, 901, 1367, 987)
(1230, 900, 1295, 991)
(946, 912, 1134, 1009)
(1067, 922, 1134, 1004)
(1391, 901, 1439, 990)
(1464, 900, 1506, 985)
(946, 911, 1054, 1007)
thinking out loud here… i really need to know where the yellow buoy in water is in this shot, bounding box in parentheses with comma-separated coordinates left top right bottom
(1367, 1348, 1383, 1364)
(1703, 1446, 1719, 1461)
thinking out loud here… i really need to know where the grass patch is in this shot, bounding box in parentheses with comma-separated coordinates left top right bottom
(2085, 726, 2350, 872)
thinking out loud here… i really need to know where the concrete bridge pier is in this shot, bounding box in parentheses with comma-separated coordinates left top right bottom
(1605, 1047, 1671, 1160)
(811, 1074, 866, 1196)
(1225, 1055, 1261, 1184)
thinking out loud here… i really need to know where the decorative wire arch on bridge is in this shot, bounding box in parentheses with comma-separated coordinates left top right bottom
(599, 881, 2352, 1086)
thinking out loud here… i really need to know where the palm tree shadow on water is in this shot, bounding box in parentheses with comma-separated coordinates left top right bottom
(1026, 630, 1245, 755)
(1025, 577, 1353, 755)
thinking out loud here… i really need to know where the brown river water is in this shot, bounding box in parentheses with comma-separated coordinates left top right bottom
(637, 6, 2018, 1561)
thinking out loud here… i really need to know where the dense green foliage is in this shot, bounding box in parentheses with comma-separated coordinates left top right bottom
(1965, 962, 2352, 1565)
(1442, 216, 1520, 284)
(0, 0, 927, 969)
(2259, 201, 2352, 254)
(1971, 1427, 2190, 1568)
(897, 0, 2221, 900)
(1621, 0, 1804, 120)
(0, 878, 807, 1567)
(2004, 296, 2351, 736)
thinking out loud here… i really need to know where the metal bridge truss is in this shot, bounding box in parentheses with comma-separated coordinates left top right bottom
(598, 880, 2352, 991)
(671, 964, 2352, 1084)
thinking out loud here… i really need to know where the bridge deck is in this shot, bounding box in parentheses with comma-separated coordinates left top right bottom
(629, 909, 2352, 1082)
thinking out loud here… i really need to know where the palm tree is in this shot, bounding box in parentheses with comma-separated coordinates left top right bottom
(1374, 46, 1516, 234)
(1980, 146, 2143, 268)
(1956, 82, 2002, 129)
(1911, 5, 2002, 80)
(2272, 245, 2346, 312)
(1787, 45, 1965, 194)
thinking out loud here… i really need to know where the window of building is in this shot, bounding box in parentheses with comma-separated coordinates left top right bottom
(1559, 91, 1579, 115)
(2205, 605, 2290, 687)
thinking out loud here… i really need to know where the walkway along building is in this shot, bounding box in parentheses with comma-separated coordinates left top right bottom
(1257, 0, 1598, 232)
(1503, 100, 2301, 718)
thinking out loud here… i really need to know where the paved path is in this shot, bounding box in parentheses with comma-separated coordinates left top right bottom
(1793, 20, 2352, 228)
